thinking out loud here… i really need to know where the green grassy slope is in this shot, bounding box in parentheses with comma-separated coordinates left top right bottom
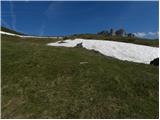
(1, 26, 25, 35)
(1, 34, 159, 118)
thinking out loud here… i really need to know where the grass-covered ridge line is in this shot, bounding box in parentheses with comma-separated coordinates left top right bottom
(64, 34, 159, 47)
(1, 26, 25, 35)
(1, 26, 159, 47)
(1, 34, 159, 118)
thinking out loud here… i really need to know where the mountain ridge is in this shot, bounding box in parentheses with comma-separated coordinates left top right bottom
(1, 26, 25, 35)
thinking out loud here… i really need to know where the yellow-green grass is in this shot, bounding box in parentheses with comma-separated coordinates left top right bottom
(2, 35, 159, 118)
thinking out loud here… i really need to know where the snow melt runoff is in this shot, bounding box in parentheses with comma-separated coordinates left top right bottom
(47, 39, 159, 64)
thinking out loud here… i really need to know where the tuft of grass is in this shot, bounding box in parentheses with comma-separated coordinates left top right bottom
(1, 34, 159, 118)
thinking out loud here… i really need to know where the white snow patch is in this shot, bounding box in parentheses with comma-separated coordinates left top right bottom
(0, 31, 21, 37)
(47, 39, 159, 64)
(0, 31, 62, 39)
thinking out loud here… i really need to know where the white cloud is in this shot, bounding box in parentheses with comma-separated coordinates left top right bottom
(148, 32, 156, 35)
(134, 32, 146, 38)
(134, 32, 159, 39)
(44, 2, 63, 19)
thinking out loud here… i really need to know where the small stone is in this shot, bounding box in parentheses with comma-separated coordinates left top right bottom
(76, 42, 83, 47)
(80, 62, 88, 65)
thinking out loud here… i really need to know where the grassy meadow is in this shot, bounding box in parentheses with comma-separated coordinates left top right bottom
(1, 34, 159, 118)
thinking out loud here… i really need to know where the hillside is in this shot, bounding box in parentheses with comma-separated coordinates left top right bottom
(1, 26, 25, 35)
(1, 33, 159, 118)
(0, 27, 63, 39)
(0, 27, 159, 47)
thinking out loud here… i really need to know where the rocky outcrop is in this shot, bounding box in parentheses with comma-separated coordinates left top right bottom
(150, 58, 159, 66)
(110, 28, 115, 36)
(76, 42, 83, 48)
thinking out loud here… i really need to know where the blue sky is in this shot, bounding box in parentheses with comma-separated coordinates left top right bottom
(1, 1, 159, 38)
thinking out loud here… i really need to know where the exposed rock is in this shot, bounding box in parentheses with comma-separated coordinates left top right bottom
(150, 58, 159, 66)
(115, 28, 126, 37)
(110, 28, 115, 36)
(76, 42, 83, 48)
(128, 33, 135, 37)
(97, 30, 109, 35)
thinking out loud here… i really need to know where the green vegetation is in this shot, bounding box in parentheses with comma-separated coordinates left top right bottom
(64, 34, 159, 47)
(1, 26, 25, 35)
(2, 34, 159, 118)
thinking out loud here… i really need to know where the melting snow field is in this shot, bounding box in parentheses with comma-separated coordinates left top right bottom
(47, 39, 159, 64)
(0, 31, 61, 39)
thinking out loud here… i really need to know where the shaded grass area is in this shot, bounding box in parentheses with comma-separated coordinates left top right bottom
(1, 35, 159, 118)
(64, 34, 159, 47)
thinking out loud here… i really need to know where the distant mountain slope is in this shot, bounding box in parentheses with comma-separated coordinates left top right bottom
(1, 26, 62, 39)
(1, 26, 25, 35)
